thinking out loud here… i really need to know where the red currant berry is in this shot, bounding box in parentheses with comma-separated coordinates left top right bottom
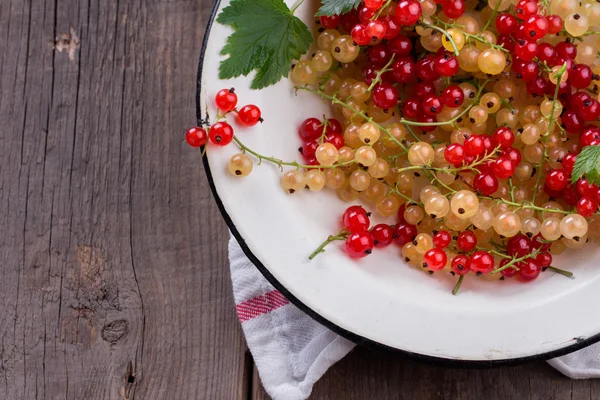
(473, 173, 499, 196)
(501, 147, 522, 165)
(546, 169, 569, 191)
(570, 64, 592, 89)
(324, 132, 345, 149)
(524, 14, 548, 40)
(442, 0, 465, 18)
(388, 34, 413, 56)
(506, 234, 532, 257)
(366, 20, 387, 42)
(451, 255, 470, 276)
(493, 157, 516, 179)
(562, 110, 585, 134)
(392, 58, 416, 83)
(371, 224, 394, 248)
(320, 15, 340, 29)
(415, 56, 440, 82)
(433, 230, 452, 249)
(441, 85, 464, 108)
(394, 0, 422, 26)
(526, 76, 548, 96)
(215, 88, 238, 112)
(185, 127, 208, 147)
(444, 143, 465, 166)
(556, 41, 577, 59)
(500, 259, 517, 278)
(414, 82, 436, 98)
(394, 223, 418, 246)
(580, 126, 600, 146)
(537, 43, 557, 65)
(302, 140, 319, 158)
(547, 15, 563, 34)
(435, 53, 459, 76)
(518, 60, 540, 82)
(515, 40, 538, 61)
(382, 16, 401, 39)
(578, 178, 598, 196)
(469, 251, 495, 274)
(518, 260, 541, 281)
(562, 153, 577, 174)
(397, 204, 407, 223)
(577, 196, 598, 217)
(325, 118, 342, 134)
(457, 231, 477, 252)
(496, 13, 518, 34)
(351, 24, 371, 46)
(209, 122, 234, 146)
(368, 44, 392, 67)
(365, 0, 384, 9)
(464, 135, 485, 156)
(515, 0, 538, 20)
(493, 126, 515, 148)
(561, 184, 580, 206)
(402, 98, 421, 119)
(481, 136, 497, 155)
(299, 118, 323, 141)
(536, 252, 552, 268)
(532, 233, 551, 252)
(372, 83, 399, 110)
(340, 10, 360, 32)
(497, 34, 516, 52)
(358, 5, 377, 23)
(238, 105, 262, 126)
(342, 206, 370, 233)
(346, 232, 375, 259)
(423, 248, 447, 271)
(417, 114, 436, 132)
(422, 95, 442, 116)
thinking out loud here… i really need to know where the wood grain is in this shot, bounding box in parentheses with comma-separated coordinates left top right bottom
(0, 0, 247, 398)
(253, 347, 600, 400)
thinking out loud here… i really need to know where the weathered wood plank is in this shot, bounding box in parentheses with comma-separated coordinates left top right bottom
(252, 347, 597, 400)
(0, 0, 248, 398)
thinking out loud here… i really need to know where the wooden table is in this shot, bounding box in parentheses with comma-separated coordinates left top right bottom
(1, 0, 599, 398)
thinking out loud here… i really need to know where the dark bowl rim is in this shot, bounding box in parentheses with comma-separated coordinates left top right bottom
(195, 0, 600, 367)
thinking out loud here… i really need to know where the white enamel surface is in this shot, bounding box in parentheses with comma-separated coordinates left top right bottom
(200, 1, 600, 360)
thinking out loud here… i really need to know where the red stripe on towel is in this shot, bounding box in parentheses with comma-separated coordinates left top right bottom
(236, 290, 289, 322)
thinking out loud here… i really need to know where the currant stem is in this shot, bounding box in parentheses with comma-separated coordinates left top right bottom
(546, 63, 567, 138)
(309, 230, 348, 260)
(419, 23, 460, 56)
(546, 266, 574, 278)
(481, 0, 502, 32)
(373, 0, 394, 19)
(452, 275, 464, 296)
(295, 86, 408, 152)
(233, 136, 356, 170)
(367, 55, 396, 92)
(492, 249, 542, 274)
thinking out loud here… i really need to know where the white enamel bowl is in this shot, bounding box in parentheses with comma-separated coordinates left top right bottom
(197, 0, 600, 363)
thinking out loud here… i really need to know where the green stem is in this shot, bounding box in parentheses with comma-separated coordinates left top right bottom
(404, 124, 421, 142)
(309, 230, 348, 260)
(508, 177, 515, 202)
(546, 266, 574, 278)
(233, 136, 356, 170)
(546, 63, 568, 138)
(367, 55, 396, 92)
(492, 250, 542, 274)
(390, 184, 420, 205)
(289, 0, 305, 14)
(296, 86, 408, 152)
(419, 23, 460, 56)
(452, 275, 464, 296)
(531, 148, 546, 205)
(373, 0, 394, 19)
(481, 0, 502, 31)
(463, 32, 509, 52)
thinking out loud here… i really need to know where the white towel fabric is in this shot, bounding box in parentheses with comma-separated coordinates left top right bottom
(229, 237, 596, 400)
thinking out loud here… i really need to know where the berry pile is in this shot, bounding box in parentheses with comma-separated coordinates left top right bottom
(190, 0, 600, 293)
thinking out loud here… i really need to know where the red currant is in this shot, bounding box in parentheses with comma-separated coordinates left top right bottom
(464, 135, 485, 156)
(382, 16, 401, 39)
(562, 110, 585, 134)
(415, 55, 440, 82)
(324, 132, 345, 149)
(493, 126, 515, 148)
(441, 85, 464, 108)
(215, 88, 238, 112)
(372, 83, 399, 110)
(366, 20, 387, 42)
(443, 0, 465, 18)
(496, 13, 518, 34)
(237, 105, 262, 126)
(506, 234, 532, 257)
(346, 232, 375, 259)
(576, 178, 596, 197)
(556, 41, 577, 59)
(394, 223, 418, 246)
(365, 0, 384, 9)
(546, 169, 569, 191)
(536, 252, 552, 268)
(473, 173, 499, 196)
(185, 126, 208, 147)
(515, 40, 538, 61)
(351, 24, 371, 46)
(515, 0, 538, 20)
(392, 58, 416, 83)
(433, 230, 452, 248)
(388, 34, 413, 56)
(371, 224, 394, 248)
(423, 248, 447, 271)
(422, 95, 442, 116)
(394, 0, 422, 26)
(209, 122, 234, 146)
(340, 10, 360, 32)
(451, 255, 470, 276)
(532, 233, 551, 252)
(435, 53, 459, 77)
(524, 14, 548, 40)
(501, 147, 522, 165)
(301, 140, 319, 158)
(444, 143, 465, 166)
(368, 44, 392, 67)
(358, 6, 377, 23)
(547, 15, 563, 34)
(500, 259, 517, 278)
(325, 118, 342, 134)
(320, 15, 340, 29)
(518, 260, 541, 281)
(342, 206, 370, 233)
(570, 64, 593, 89)
(299, 118, 323, 141)
(577, 196, 598, 217)
(457, 231, 477, 252)
(493, 157, 516, 179)
(402, 98, 421, 119)
(562, 153, 577, 174)
(469, 251, 495, 274)
(537, 43, 557, 65)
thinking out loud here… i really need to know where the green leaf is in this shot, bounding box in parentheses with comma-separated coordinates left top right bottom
(315, 0, 361, 16)
(571, 145, 600, 186)
(216, 0, 312, 90)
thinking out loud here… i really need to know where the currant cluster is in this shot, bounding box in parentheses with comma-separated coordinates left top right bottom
(190, 0, 600, 293)
(186, 88, 263, 177)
